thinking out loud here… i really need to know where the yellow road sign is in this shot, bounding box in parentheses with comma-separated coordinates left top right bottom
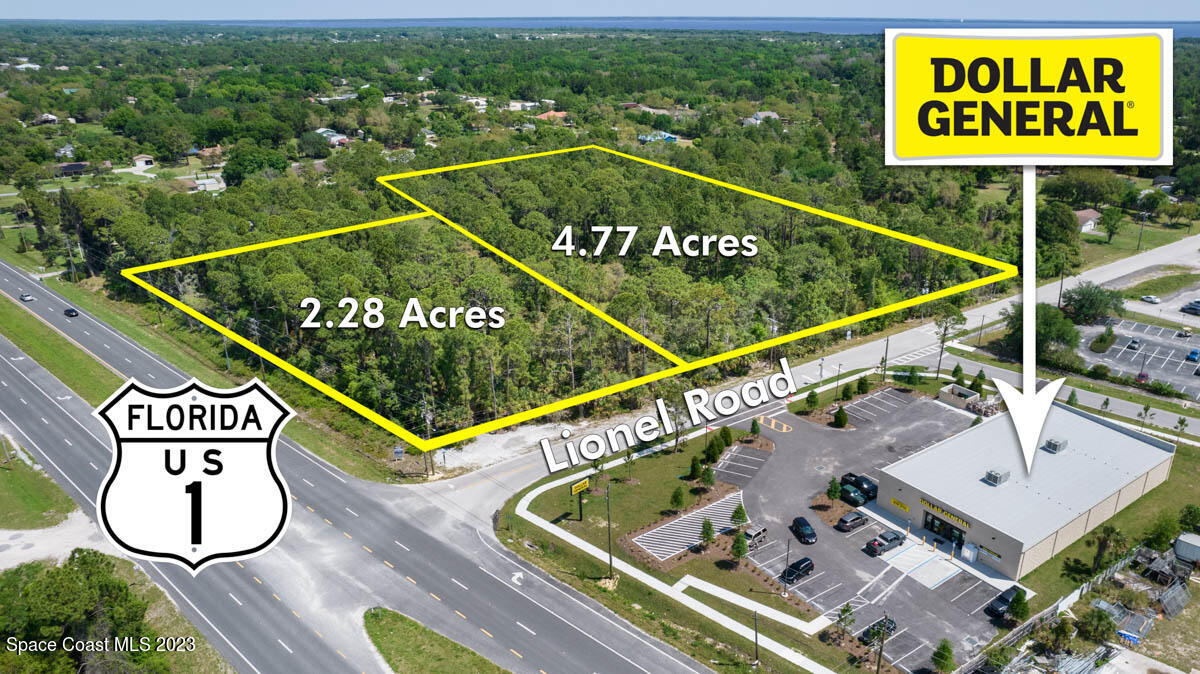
(571, 478, 590, 496)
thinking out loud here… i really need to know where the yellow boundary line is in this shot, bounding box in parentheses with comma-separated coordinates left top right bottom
(123, 147, 1016, 452)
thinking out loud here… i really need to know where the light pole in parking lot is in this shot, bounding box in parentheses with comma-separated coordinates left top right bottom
(835, 363, 843, 392)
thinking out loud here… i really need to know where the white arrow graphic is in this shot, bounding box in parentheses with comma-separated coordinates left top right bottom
(511, 571, 524, 586)
(994, 165, 1066, 474)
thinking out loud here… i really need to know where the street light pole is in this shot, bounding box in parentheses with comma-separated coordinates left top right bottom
(606, 483, 613, 580)
(753, 611, 759, 668)
(835, 363, 843, 392)
(977, 314, 986, 346)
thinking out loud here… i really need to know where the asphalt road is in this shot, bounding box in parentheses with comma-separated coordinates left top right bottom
(0, 257, 703, 674)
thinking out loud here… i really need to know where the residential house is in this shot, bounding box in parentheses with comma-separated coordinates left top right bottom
(315, 128, 349, 146)
(62, 87, 78, 94)
(198, 145, 223, 162)
(132, 154, 155, 169)
(1074, 208, 1102, 233)
(54, 65, 69, 71)
(34, 113, 58, 125)
(56, 161, 90, 177)
(14, 63, 41, 71)
(534, 110, 568, 122)
(637, 130, 678, 144)
(741, 110, 781, 127)
(505, 100, 538, 112)
(460, 96, 488, 113)
(540, 99, 556, 108)
(54, 143, 75, 159)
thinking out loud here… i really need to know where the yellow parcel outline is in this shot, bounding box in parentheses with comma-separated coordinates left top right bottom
(123, 145, 1016, 451)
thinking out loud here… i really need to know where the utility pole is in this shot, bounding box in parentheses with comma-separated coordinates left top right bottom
(1137, 212, 1147, 251)
(753, 611, 759, 668)
(835, 363, 843, 392)
(977, 314, 986, 346)
(819, 357, 824, 385)
(875, 614, 890, 674)
(784, 538, 791, 578)
(606, 483, 613, 580)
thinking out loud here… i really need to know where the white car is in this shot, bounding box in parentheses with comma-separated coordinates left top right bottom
(1142, 295, 1161, 304)
(19, 292, 33, 302)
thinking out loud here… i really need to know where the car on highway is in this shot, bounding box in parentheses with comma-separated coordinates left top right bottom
(1127, 338, 1142, 350)
(19, 292, 33, 301)
(836, 511, 869, 532)
(866, 530, 905, 557)
(1142, 295, 1161, 304)
(790, 517, 817, 544)
(839, 473, 878, 500)
(780, 557, 814, 584)
(63, 307, 79, 317)
(859, 616, 897, 644)
(840, 484, 867, 507)
(985, 586, 1022, 617)
(1188, 349, 1200, 363)
(1183, 302, 1200, 316)
(1136, 372, 1150, 383)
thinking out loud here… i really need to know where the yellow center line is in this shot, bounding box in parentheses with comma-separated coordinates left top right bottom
(290, 494, 297, 500)
(362, 545, 372, 553)
(455, 610, 466, 620)
(383, 560, 394, 569)
(252, 576, 262, 584)
(323, 518, 332, 525)
(480, 628, 493, 639)
(510, 649, 523, 659)
(235, 561, 244, 568)
(291, 610, 300, 618)
(315, 631, 323, 639)
(405, 576, 416, 584)
(343, 531, 352, 539)
(306, 506, 314, 512)
(272, 593, 280, 601)
(429, 592, 440, 601)
(337, 650, 346, 660)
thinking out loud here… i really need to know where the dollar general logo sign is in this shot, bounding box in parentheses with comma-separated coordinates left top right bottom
(886, 29, 1172, 165)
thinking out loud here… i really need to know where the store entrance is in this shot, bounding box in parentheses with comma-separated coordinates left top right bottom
(924, 512, 966, 548)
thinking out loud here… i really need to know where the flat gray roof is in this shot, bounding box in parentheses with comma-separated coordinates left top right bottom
(881, 403, 1174, 548)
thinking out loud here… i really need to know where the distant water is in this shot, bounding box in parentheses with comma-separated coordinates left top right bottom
(206, 17, 1200, 37)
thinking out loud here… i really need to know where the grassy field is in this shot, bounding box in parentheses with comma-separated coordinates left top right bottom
(0, 439, 76, 529)
(1079, 221, 1195, 269)
(110, 555, 231, 673)
(1136, 579, 1200, 671)
(363, 607, 507, 674)
(1019, 439, 1199, 612)
(502, 430, 859, 674)
(0, 293, 123, 405)
(49, 279, 401, 482)
(976, 182, 1014, 204)
(0, 226, 65, 273)
(1120, 273, 1200, 300)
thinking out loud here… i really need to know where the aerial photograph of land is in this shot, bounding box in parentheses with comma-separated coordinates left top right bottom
(0, 3, 1199, 674)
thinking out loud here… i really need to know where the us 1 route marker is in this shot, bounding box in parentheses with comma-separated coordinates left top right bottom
(886, 28, 1173, 472)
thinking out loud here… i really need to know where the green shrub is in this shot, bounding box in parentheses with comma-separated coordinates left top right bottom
(750, 418, 760, 435)
(857, 376, 870, 395)
(841, 384, 853, 400)
(719, 425, 733, 448)
(687, 455, 702, 480)
(832, 406, 849, 428)
(1088, 363, 1111, 379)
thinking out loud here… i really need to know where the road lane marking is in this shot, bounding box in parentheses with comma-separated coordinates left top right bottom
(807, 583, 843, 603)
(510, 649, 523, 659)
(481, 628, 493, 638)
(969, 597, 994, 615)
(516, 621, 536, 636)
(88, 462, 98, 470)
(124, 358, 131, 363)
(452, 578, 469, 591)
(228, 593, 242, 606)
(63, 438, 71, 446)
(406, 576, 416, 584)
(236, 561, 244, 568)
(277, 640, 292, 654)
(272, 593, 280, 601)
(429, 592, 441, 601)
(383, 560, 394, 568)
(336, 650, 345, 660)
(394, 540, 410, 551)
(302, 478, 314, 487)
(345, 506, 358, 517)
(40, 417, 47, 424)
(455, 611, 467, 620)
(323, 518, 332, 525)
(291, 609, 300, 618)
(362, 545, 372, 553)
(343, 531, 352, 539)
(102, 343, 109, 349)
(253, 576, 262, 584)
(19, 398, 26, 404)
(305, 506, 314, 512)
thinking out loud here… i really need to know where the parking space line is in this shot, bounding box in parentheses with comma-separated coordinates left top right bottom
(806, 583, 842, 603)
(969, 597, 994, 615)
(892, 643, 928, 664)
(713, 466, 754, 478)
(950, 579, 981, 602)
(755, 551, 788, 567)
(791, 570, 826, 588)
(845, 524, 879, 539)
(858, 398, 893, 414)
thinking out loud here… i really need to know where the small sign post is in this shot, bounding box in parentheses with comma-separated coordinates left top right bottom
(571, 477, 589, 521)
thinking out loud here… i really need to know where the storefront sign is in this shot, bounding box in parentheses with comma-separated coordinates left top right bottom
(920, 498, 971, 529)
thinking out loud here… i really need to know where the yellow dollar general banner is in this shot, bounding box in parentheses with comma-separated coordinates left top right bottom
(886, 29, 1172, 165)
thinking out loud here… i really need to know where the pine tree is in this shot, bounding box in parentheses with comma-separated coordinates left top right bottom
(730, 503, 748, 528)
(731, 532, 748, 560)
(670, 486, 685, 512)
(750, 418, 760, 435)
(719, 425, 733, 447)
(932, 639, 957, 673)
(970, 369, 986, 393)
(833, 405, 849, 428)
(701, 466, 715, 489)
(1067, 390, 1079, 407)
(805, 390, 819, 412)
(826, 476, 842, 500)
(688, 455, 702, 480)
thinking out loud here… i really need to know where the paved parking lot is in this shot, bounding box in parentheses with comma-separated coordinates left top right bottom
(712, 444, 770, 487)
(729, 391, 999, 671)
(1078, 318, 1200, 400)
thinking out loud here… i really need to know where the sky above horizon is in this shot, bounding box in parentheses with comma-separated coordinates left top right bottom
(10, 1, 1200, 22)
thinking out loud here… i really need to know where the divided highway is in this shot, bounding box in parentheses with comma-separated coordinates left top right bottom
(0, 257, 703, 674)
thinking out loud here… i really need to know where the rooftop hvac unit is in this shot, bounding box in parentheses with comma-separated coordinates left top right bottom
(984, 469, 1010, 486)
(1044, 438, 1069, 454)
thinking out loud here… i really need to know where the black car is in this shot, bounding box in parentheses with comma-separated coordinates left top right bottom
(985, 585, 1021, 617)
(836, 511, 868, 532)
(790, 517, 817, 544)
(840, 485, 867, 507)
(63, 307, 79, 317)
(1182, 304, 1200, 316)
(859, 616, 897, 644)
(780, 557, 814, 584)
(840, 473, 878, 500)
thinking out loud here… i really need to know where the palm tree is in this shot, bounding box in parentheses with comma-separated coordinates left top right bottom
(1087, 525, 1128, 573)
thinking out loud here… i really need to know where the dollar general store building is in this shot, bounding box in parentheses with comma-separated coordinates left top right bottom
(877, 403, 1174, 579)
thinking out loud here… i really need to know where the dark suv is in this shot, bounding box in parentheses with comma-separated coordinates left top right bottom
(859, 616, 897, 644)
(840, 473, 878, 500)
(780, 557, 814, 584)
(985, 586, 1021, 617)
(866, 531, 905, 557)
(790, 517, 817, 544)
(840, 485, 867, 507)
